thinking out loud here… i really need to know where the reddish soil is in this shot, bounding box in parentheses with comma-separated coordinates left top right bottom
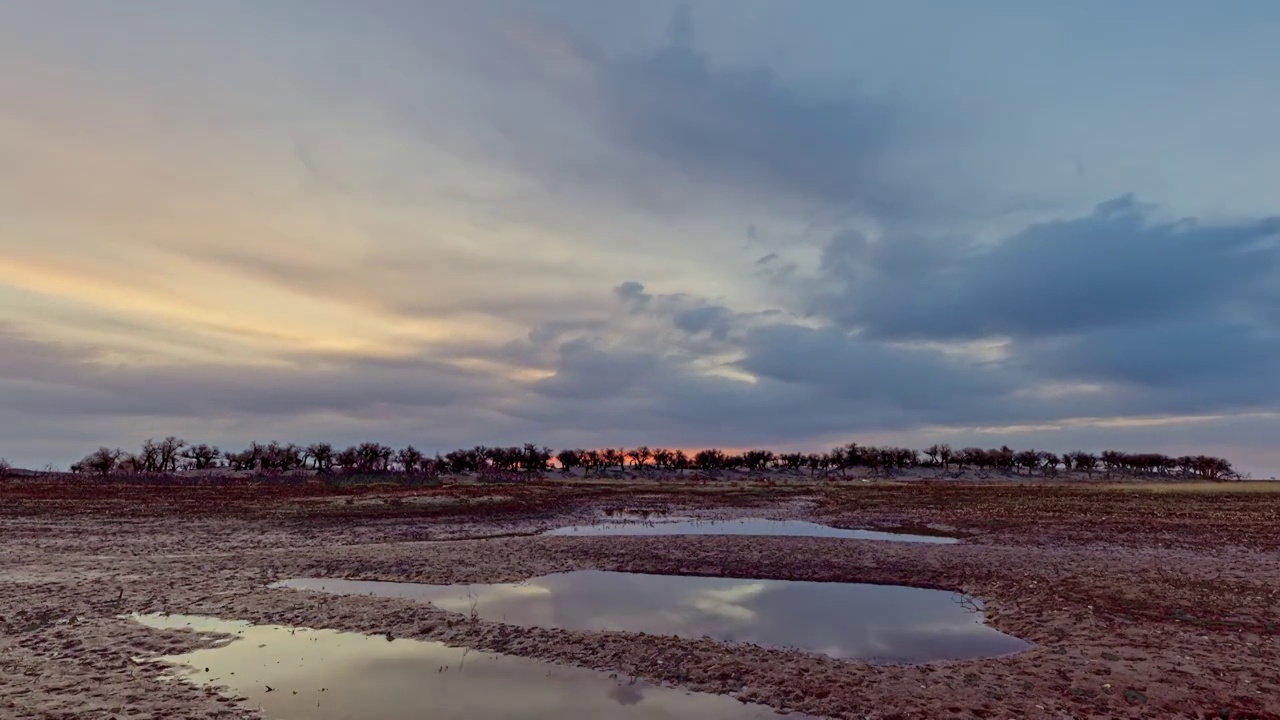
(2, 476, 1278, 719)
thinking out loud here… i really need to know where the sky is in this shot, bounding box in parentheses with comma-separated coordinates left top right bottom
(2, 1, 1279, 476)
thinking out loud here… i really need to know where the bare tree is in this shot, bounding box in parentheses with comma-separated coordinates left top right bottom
(651, 448, 675, 470)
(305, 443, 335, 473)
(671, 449, 690, 474)
(74, 447, 123, 476)
(521, 444, 552, 472)
(556, 449, 584, 472)
(332, 442, 393, 473)
(334, 446, 359, 473)
(694, 448, 726, 471)
(777, 453, 805, 471)
(1100, 450, 1125, 475)
(626, 446, 653, 468)
(987, 446, 1008, 472)
(181, 444, 222, 471)
(937, 444, 954, 470)
(279, 442, 306, 472)
(742, 449, 776, 472)
(825, 447, 848, 477)
(956, 447, 983, 471)
(1013, 449, 1040, 475)
(138, 439, 161, 473)
(1068, 451, 1098, 477)
(156, 436, 188, 473)
(120, 453, 147, 474)
(1038, 451, 1060, 474)
(923, 444, 942, 467)
(601, 448, 625, 471)
(396, 446, 425, 474)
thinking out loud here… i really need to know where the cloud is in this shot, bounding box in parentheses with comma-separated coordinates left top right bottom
(532, 339, 661, 401)
(587, 4, 901, 207)
(344, 2, 912, 219)
(737, 325, 1015, 413)
(0, 328, 501, 420)
(821, 195, 1280, 341)
(4, 3, 1280, 479)
(613, 281, 650, 307)
(502, 314, 1043, 450)
(688, 581, 766, 623)
(613, 281, 744, 343)
(671, 304, 734, 340)
(3, 271, 1280, 476)
(791, 196, 1280, 425)
(1018, 319, 1280, 411)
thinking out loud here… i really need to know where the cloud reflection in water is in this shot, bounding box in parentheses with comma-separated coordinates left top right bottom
(276, 571, 1030, 662)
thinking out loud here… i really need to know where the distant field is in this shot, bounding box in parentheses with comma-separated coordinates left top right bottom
(1097, 480, 1280, 493)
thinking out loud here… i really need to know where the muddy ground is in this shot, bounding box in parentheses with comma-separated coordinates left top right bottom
(2, 476, 1278, 719)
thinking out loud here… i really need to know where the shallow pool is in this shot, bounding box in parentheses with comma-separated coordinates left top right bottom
(275, 571, 1029, 663)
(546, 516, 958, 543)
(133, 613, 796, 719)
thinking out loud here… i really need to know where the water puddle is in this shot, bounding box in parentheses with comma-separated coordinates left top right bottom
(546, 516, 959, 544)
(133, 613, 794, 719)
(276, 571, 1029, 663)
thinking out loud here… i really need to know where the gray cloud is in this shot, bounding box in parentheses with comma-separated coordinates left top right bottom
(1017, 319, 1280, 416)
(532, 338, 661, 401)
(589, 5, 900, 206)
(508, 345, 854, 448)
(671, 304, 734, 340)
(821, 196, 1280, 341)
(737, 325, 1014, 413)
(0, 329, 500, 420)
(613, 281, 650, 307)
(614, 281, 738, 340)
(345, 2, 913, 218)
(791, 196, 1280, 422)
(495, 317, 1122, 451)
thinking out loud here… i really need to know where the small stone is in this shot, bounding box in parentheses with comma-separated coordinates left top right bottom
(1123, 688, 1148, 705)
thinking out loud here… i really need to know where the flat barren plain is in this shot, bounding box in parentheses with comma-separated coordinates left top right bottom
(3, 473, 1278, 719)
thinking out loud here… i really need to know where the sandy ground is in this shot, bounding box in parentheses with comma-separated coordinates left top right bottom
(3, 476, 1279, 719)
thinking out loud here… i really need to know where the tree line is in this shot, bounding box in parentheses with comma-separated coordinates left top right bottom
(66, 437, 1239, 481)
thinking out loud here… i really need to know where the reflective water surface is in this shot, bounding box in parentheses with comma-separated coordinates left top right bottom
(546, 516, 959, 543)
(133, 613, 794, 719)
(276, 571, 1029, 663)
